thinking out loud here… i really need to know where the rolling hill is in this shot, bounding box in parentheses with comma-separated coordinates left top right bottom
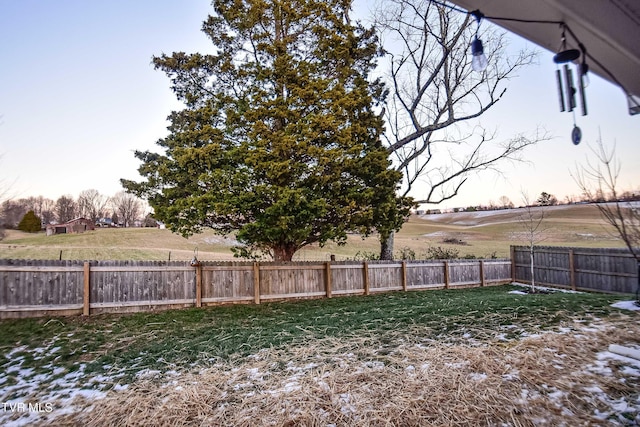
(0, 203, 627, 261)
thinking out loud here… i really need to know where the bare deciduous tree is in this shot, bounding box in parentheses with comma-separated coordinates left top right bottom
(23, 196, 56, 225)
(77, 189, 109, 223)
(0, 153, 17, 240)
(499, 195, 514, 209)
(111, 191, 143, 228)
(55, 195, 78, 223)
(572, 136, 640, 300)
(373, 0, 548, 259)
(517, 191, 548, 293)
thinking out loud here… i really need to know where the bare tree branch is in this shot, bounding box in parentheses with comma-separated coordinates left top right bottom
(374, 0, 543, 207)
(571, 134, 640, 263)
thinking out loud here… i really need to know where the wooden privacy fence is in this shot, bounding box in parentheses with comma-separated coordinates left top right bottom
(511, 245, 639, 294)
(0, 259, 511, 318)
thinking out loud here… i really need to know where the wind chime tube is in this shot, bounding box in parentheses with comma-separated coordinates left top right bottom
(556, 69, 565, 112)
(578, 70, 587, 116)
(564, 64, 576, 112)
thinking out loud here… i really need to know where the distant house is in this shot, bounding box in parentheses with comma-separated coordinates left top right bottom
(46, 218, 95, 236)
(95, 218, 114, 228)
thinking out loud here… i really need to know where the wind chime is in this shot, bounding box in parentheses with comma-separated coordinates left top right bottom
(553, 25, 589, 145)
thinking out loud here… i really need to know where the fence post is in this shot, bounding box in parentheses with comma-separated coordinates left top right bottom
(325, 262, 332, 298)
(480, 260, 486, 287)
(83, 262, 90, 316)
(402, 261, 408, 291)
(195, 264, 202, 308)
(253, 262, 261, 304)
(569, 249, 576, 291)
(363, 261, 370, 295)
(444, 261, 450, 289)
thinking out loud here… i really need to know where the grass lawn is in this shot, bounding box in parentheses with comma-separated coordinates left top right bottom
(1, 284, 639, 426)
(0, 284, 632, 384)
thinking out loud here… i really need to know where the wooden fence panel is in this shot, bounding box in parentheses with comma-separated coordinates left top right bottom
(0, 259, 84, 313)
(406, 261, 446, 289)
(2, 258, 513, 318)
(448, 262, 480, 287)
(483, 261, 512, 282)
(89, 261, 196, 311)
(330, 263, 365, 295)
(573, 249, 637, 293)
(512, 246, 638, 294)
(202, 263, 254, 303)
(259, 263, 326, 300)
(367, 262, 403, 292)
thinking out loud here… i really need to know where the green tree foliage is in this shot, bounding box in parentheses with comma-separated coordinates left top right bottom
(123, 0, 411, 261)
(18, 210, 42, 233)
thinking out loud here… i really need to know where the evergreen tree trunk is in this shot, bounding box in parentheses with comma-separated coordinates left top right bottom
(380, 231, 395, 260)
(273, 244, 297, 262)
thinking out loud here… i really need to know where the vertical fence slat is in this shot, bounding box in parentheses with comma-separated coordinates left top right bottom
(401, 261, 407, 291)
(253, 262, 261, 304)
(325, 262, 332, 298)
(363, 262, 370, 295)
(444, 261, 450, 289)
(83, 262, 90, 316)
(569, 249, 576, 291)
(195, 264, 202, 308)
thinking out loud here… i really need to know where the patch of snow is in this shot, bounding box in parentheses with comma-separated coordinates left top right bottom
(135, 369, 161, 380)
(360, 361, 385, 371)
(469, 372, 487, 381)
(620, 366, 640, 377)
(598, 351, 640, 368)
(508, 290, 528, 295)
(511, 282, 583, 294)
(502, 371, 519, 381)
(445, 361, 468, 369)
(547, 389, 566, 400)
(611, 300, 640, 311)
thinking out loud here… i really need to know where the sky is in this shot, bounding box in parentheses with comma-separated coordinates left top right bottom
(0, 0, 638, 211)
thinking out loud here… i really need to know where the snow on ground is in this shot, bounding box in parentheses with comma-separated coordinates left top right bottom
(611, 300, 640, 311)
(511, 282, 583, 294)
(0, 337, 118, 427)
(2, 286, 640, 425)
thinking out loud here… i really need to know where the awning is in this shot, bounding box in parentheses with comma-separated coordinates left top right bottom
(446, 0, 640, 115)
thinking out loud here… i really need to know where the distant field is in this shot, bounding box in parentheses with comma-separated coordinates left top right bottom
(0, 204, 627, 261)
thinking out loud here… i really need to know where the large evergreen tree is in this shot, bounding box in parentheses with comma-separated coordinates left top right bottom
(123, 0, 411, 261)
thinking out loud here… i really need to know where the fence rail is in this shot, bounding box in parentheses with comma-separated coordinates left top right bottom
(511, 245, 639, 294)
(0, 258, 511, 318)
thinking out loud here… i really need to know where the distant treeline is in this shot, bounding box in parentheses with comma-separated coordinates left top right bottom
(419, 190, 640, 215)
(0, 189, 151, 230)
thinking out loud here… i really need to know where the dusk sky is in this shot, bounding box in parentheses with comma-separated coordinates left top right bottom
(1, 0, 638, 210)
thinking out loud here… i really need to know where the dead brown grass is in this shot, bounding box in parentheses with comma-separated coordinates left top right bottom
(49, 317, 640, 427)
